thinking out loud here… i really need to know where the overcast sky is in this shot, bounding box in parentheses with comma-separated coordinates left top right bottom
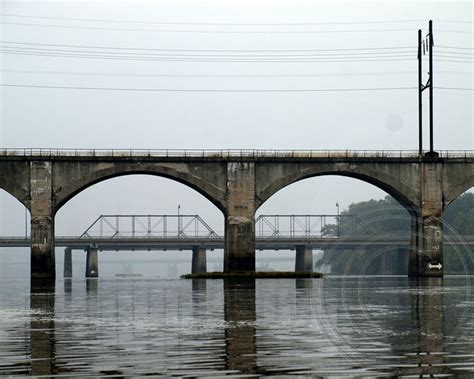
(0, 1, 472, 272)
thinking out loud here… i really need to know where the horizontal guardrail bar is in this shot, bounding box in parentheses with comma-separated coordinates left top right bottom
(0, 149, 473, 159)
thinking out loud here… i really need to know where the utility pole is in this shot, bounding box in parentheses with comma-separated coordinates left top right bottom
(417, 29, 423, 156)
(428, 20, 434, 156)
(418, 20, 437, 158)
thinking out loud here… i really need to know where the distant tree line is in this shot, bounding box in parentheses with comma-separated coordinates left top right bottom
(316, 193, 474, 275)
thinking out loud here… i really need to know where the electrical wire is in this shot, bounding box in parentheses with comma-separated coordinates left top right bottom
(0, 13, 426, 26)
(0, 40, 416, 53)
(0, 50, 416, 63)
(0, 44, 416, 57)
(0, 21, 415, 33)
(436, 87, 474, 90)
(0, 83, 418, 92)
(0, 69, 416, 77)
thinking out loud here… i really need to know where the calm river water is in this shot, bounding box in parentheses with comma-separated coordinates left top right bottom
(0, 276, 473, 377)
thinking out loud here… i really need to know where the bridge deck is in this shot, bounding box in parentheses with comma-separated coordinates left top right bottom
(0, 236, 472, 251)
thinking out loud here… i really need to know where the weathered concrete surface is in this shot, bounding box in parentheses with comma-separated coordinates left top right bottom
(1, 154, 473, 278)
(30, 162, 55, 279)
(224, 162, 256, 272)
(295, 245, 313, 272)
(414, 162, 444, 277)
(63, 247, 72, 278)
(86, 246, 98, 278)
(191, 246, 207, 274)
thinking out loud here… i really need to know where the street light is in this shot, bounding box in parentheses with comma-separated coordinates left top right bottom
(177, 204, 181, 237)
(336, 203, 340, 237)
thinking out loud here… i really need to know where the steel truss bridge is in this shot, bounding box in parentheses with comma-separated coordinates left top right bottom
(0, 214, 472, 251)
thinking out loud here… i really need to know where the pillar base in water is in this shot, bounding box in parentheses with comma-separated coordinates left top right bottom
(86, 247, 98, 278)
(295, 246, 313, 272)
(192, 247, 207, 274)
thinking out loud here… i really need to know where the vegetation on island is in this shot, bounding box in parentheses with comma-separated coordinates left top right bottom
(316, 192, 474, 275)
(181, 271, 323, 279)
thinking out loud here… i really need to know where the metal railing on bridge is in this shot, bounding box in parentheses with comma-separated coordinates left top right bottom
(80, 215, 220, 239)
(1, 148, 473, 159)
(78, 214, 375, 240)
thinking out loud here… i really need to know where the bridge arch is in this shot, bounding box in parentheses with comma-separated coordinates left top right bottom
(52, 162, 227, 215)
(255, 163, 420, 216)
(444, 171, 474, 209)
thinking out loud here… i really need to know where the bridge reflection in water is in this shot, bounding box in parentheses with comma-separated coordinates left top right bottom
(21, 277, 474, 377)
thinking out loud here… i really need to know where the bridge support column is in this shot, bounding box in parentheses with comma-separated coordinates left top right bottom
(192, 246, 207, 274)
(224, 162, 256, 272)
(409, 162, 444, 277)
(86, 246, 98, 278)
(30, 161, 55, 279)
(295, 246, 313, 272)
(63, 248, 72, 278)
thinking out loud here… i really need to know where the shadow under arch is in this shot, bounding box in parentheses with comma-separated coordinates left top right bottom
(53, 170, 226, 217)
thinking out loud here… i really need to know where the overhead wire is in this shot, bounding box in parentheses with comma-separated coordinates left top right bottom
(0, 69, 417, 77)
(0, 83, 419, 92)
(0, 21, 416, 33)
(0, 40, 417, 52)
(0, 13, 427, 25)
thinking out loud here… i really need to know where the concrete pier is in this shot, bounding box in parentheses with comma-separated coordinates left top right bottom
(224, 162, 256, 272)
(192, 246, 207, 274)
(86, 246, 98, 278)
(63, 247, 72, 278)
(295, 246, 313, 272)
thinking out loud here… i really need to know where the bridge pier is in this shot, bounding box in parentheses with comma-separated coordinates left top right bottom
(224, 162, 256, 272)
(86, 246, 98, 278)
(30, 161, 55, 279)
(295, 246, 313, 272)
(63, 248, 72, 278)
(192, 246, 207, 274)
(409, 162, 444, 278)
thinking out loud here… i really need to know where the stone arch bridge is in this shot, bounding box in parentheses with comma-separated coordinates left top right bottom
(1, 149, 473, 279)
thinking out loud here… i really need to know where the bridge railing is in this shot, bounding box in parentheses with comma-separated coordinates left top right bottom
(1, 149, 473, 159)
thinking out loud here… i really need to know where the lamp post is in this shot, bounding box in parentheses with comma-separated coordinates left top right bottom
(336, 203, 340, 237)
(177, 204, 181, 237)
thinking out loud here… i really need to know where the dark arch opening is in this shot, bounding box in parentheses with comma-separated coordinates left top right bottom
(256, 175, 414, 275)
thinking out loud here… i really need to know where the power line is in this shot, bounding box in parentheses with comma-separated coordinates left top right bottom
(0, 83, 418, 92)
(435, 19, 474, 24)
(436, 87, 474, 90)
(0, 46, 415, 59)
(438, 29, 474, 34)
(0, 44, 416, 56)
(0, 50, 415, 63)
(0, 21, 415, 33)
(437, 45, 474, 51)
(0, 13, 426, 26)
(0, 40, 416, 52)
(0, 69, 416, 77)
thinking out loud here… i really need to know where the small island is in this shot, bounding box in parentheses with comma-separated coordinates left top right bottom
(181, 271, 323, 279)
